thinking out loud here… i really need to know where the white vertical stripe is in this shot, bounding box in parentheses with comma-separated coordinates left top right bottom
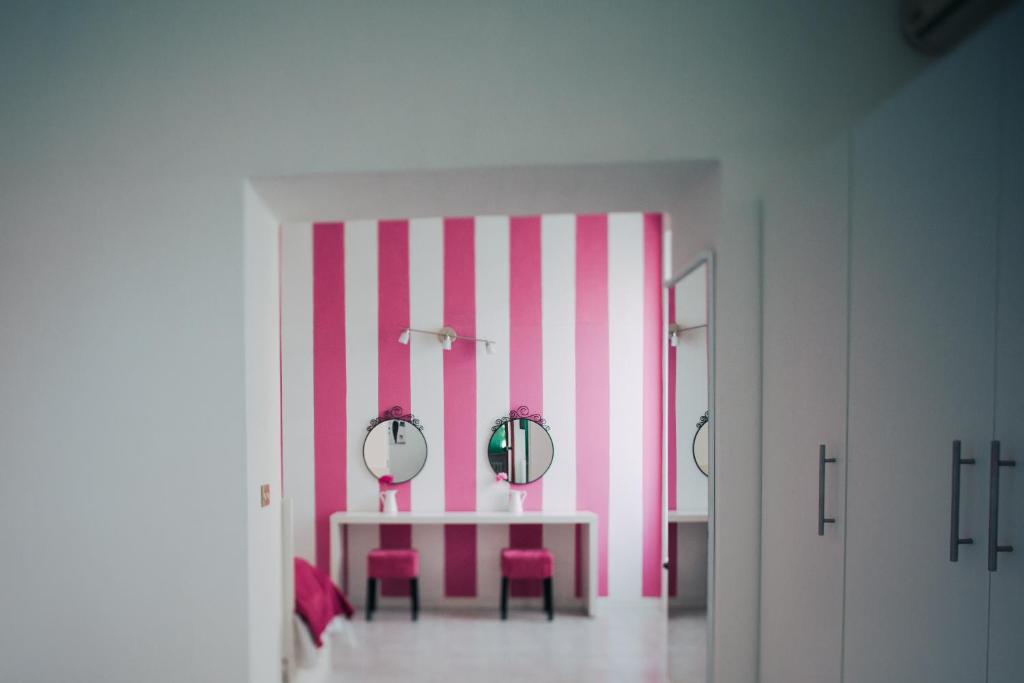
(476, 524, 505, 606)
(607, 212, 646, 599)
(408, 217, 445, 512)
(344, 220, 380, 512)
(475, 215, 511, 512)
(412, 525, 445, 606)
(475, 215, 511, 602)
(281, 222, 315, 562)
(408, 221, 447, 603)
(540, 214, 577, 512)
(547, 524, 581, 606)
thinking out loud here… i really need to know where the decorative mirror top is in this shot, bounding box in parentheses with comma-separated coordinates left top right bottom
(367, 405, 422, 432)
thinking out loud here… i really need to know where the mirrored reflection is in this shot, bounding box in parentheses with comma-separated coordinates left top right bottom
(667, 257, 711, 683)
(363, 419, 428, 484)
(487, 418, 554, 484)
(692, 412, 709, 476)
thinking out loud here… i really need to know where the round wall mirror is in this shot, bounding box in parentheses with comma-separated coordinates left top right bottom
(363, 414, 428, 484)
(487, 413, 554, 484)
(693, 411, 709, 477)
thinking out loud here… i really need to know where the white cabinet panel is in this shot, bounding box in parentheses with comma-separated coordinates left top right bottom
(843, 34, 1000, 683)
(987, 7, 1024, 682)
(760, 139, 849, 683)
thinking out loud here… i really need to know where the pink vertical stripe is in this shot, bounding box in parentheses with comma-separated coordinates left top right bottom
(312, 223, 347, 574)
(508, 215, 544, 506)
(508, 215, 544, 597)
(641, 213, 663, 597)
(377, 219, 412, 595)
(575, 214, 610, 597)
(443, 217, 478, 597)
(667, 286, 677, 512)
(444, 525, 476, 597)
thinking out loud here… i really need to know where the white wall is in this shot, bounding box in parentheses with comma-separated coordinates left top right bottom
(0, 2, 924, 681)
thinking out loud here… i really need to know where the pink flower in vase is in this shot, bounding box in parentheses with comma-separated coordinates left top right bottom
(380, 475, 394, 486)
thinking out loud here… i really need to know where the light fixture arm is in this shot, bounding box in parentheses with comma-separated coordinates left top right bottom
(399, 326, 497, 351)
(669, 322, 708, 335)
(668, 322, 708, 348)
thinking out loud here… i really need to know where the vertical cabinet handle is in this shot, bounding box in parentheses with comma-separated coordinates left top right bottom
(818, 444, 837, 536)
(988, 440, 1016, 572)
(949, 440, 976, 561)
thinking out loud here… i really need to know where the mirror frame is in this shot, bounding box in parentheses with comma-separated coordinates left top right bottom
(362, 405, 428, 484)
(487, 406, 554, 484)
(692, 411, 710, 477)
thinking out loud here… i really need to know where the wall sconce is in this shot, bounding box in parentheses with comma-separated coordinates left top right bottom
(398, 326, 496, 354)
(668, 322, 708, 347)
(440, 327, 454, 350)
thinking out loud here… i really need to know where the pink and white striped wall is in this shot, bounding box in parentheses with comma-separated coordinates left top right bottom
(281, 212, 663, 604)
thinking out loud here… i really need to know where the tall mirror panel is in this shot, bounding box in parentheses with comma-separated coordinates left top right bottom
(666, 258, 711, 683)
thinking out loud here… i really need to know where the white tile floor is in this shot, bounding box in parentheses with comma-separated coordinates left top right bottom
(668, 609, 707, 683)
(321, 606, 706, 683)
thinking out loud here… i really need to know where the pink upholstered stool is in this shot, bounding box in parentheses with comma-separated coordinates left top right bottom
(366, 548, 420, 621)
(500, 548, 554, 620)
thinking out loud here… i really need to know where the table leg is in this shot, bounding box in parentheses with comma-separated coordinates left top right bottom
(586, 521, 599, 617)
(330, 521, 345, 593)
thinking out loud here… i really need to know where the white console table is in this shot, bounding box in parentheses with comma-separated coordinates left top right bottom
(329, 510, 599, 616)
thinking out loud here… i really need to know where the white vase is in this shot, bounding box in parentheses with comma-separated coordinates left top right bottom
(379, 490, 398, 514)
(508, 490, 527, 514)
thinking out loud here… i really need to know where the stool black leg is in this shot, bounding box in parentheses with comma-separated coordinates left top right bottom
(500, 577, 509, 620)
(366, 578, 377, 621)
(410, 578, 419, 621)
(543, 577, 553, 621)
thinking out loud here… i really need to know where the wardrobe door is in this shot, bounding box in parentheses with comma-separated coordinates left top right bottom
(987, 7, 1024, 681)
(843, 32, 1000, 683)
(759, 139, 848, 683)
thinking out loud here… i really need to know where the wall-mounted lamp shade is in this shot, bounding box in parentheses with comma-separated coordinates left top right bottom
(441, 335, 453, 351)
(669, 331, 679, 347)
(398, 329, 411, 345)
(485, 341, 496, 355)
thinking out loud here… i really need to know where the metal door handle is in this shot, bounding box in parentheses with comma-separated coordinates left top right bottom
(818, 445, 837, 536)
(988, 440, 1016, 572)
(949, 440, 975, 562)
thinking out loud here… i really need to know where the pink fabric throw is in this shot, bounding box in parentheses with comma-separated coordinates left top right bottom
(294, 558, 353, 647)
